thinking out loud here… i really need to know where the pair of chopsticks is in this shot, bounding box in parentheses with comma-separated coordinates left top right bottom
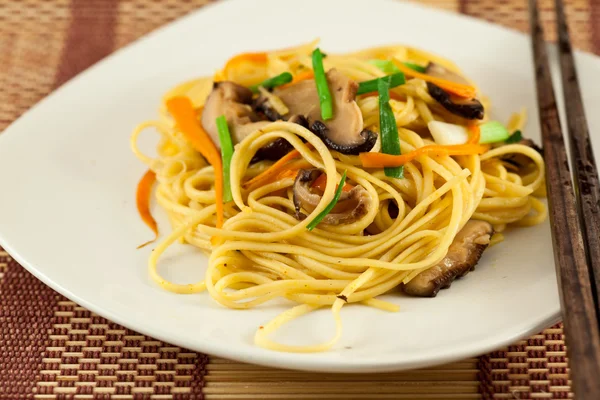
(529, 0, 600, 396)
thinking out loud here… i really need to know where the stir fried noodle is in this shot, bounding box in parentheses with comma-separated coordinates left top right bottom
(131, 40, 546, 353)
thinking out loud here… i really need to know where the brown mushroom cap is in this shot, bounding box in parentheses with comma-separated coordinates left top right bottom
(402, 220, 494, 297)
(310, 121, 378, 155)
(202, 81, 309, 162)
(427, 82, 484, 120)
(201, 81, 269, 149)
(425, 63, 484, 120)
(274, 69, 377, 154)
(252, 138, 295, 162)
(253, 92, 283, 122)
(293, 169, 371, 226)
(249, 115, 309, 162)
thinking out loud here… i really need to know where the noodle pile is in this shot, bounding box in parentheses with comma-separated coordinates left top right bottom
(131, 40, 546, 352)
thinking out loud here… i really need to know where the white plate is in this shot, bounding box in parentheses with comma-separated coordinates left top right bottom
(1, 0, 598, 373)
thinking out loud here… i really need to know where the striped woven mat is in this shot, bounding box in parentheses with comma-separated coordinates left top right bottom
(2, 0, 598, 398)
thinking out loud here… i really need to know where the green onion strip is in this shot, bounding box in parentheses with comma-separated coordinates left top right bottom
(368, 59, 400, 74)
(311, 48, 333, 120)
(216, 115, 235, 202)
(306, 171, 348, 231)
(249, 72, 293, 93)
(378, 77, 404, 179)
(505, 129, 523, 144)
(402, 61, 427, 73)
(479, 121, 511, 144)
(357, 72, 405, 95)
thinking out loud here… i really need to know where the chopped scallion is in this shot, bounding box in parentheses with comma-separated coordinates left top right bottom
(249, 72, 293, 93)
(357, 72, 406, 95)
(428, 121, 469, 145)
(306, 170, 347, 231)
(378, 77, 403, 178)
(505, 130, 523, 144)
(479, 121, 511, 144)
(216, 115, 234, 203)
(368, 59, 401, 74)
(311, 48, 333, 120)
(402, 61, 427, 73)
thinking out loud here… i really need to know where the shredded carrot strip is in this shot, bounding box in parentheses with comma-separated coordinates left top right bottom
(294, 70, 314, 82)
(223, 44, 312, 76)
(243, 150, 301, 189)
(311, 173, 354, 193)
(136, 169, 158, 249)
(279, 71, 315, 89)
(223, 52, 268, 76)
(241, 159, 311, 192)
(277, 159, 312, 177)
(467, 124, 481, 144)
(359, 144, 489, 168)
(394, 62, 477, 99)
(166, 97, 225, 228)
(277, 169, 301, 181)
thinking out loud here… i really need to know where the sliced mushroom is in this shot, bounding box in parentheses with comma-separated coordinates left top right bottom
(255, 87, 289, 120)
(425, 63, 484, 120)
(387, 200, 399, 219)
(273, 78, 318, 118)
(253, 91, 283, 122)
(274, 69, 377, 155)
(201, 81, 269, 149)
(293, 169, 371, 225)
(425, 62, 471, 85)
(427, 82, 484, 120)
(310, 121, 378, 155)
(203, 81, 303, 161)
(253, 138, 294, 162)
(288, 114, 309, 128)
(250, 115, 309, 162)
(402, 220, 494, 297)
(501, 138, 543, 168)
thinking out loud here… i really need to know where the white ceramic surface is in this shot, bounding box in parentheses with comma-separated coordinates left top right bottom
(1, 0, 599, 373)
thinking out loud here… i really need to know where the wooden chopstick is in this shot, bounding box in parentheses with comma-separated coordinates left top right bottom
(528, 0, 600, 396)
(554, 0, 600, 313)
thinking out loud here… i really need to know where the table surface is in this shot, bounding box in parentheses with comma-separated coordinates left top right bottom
(2, 0, 598, 398)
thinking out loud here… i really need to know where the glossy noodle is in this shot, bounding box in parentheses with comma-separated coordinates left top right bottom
(131, 40, 546, 353)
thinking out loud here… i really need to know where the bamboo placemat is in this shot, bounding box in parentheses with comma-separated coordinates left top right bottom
(1, 0, 597, 398)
